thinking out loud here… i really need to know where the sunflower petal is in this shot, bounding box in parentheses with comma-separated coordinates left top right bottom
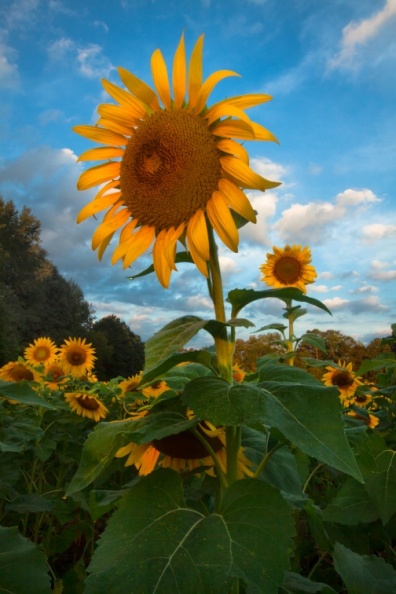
(77, 147, 124, 162)
(194, 70, 241, 114)
(213, 93, 272, 110)
(77, 162, 120, 190)
(97, 232, 116, 260)
(111, 226, 155, 267)
(212, 119, 255, 140)
(216, 139, 249, 164)
(91, 209, 130, 250)
(153, 230, 173, 288)
(96, 117, 133, 136)
(218, 178, 256, 223)
(101, 78, 148, 116)
(97, 103, 143, 126)
(186, 209, 209, 261)
(221, 156, 280, 191)
(76, 192, 122, 223)
(188, 34, 204, 107)
(118, 67, 160, 111)
(73, 125, 127, 146)
(173, 33, 186, 108)
(205, 103, 252, 126)
(151, 48, 171, 109)
(206, 192, 239, 252)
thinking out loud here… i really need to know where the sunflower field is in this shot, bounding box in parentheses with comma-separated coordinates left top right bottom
(1, 32, 396, 594)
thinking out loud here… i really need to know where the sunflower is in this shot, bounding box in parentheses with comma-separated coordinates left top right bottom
(232, 363, 246, 383)
(0, 360, 40, 383)
(115, 420, 253, 477)
(42, 362, 68, 390)
(65, 392, 108, 422)
(260, 244, 317, 293)
(347, 410, 379, 429)
(24, 337, 59, 366)
(73, 33, 279, 288)
(58, 338, 96, 377)
(321, 360, 364, 403)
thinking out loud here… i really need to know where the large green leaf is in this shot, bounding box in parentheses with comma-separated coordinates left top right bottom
(280, 571, 337, 593)
(365, 449, 396, 525)
(0, 380, 56, 409)
(144, 316, 208, 371)
(323, 477, 379, 525)
(356, 353, 396, 376)
(66, 412, 197, 495)
(0, 526, 51, 594)
(140, 349, 213, 386)
(183, 376, 362, 481)
(85, 469, 295, 594)
(227, 287, 332, 318)
(333, 542, 396, 594)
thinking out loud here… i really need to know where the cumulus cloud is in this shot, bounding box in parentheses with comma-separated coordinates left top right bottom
(47, 37, 115, 78)
(362, 223, 396, 243)
(329, 0, 396, 70)
(322, 297, 350, 310)
(369, 260, 396, 281)
(275, 188, 380, 244)
(0, 33, 20, 90)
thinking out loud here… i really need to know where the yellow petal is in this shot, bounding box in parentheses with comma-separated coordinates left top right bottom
(76, 192, 122, 223)
(97, 104, 143, 126)
(194, 70, 240, 114)
(216, 139, 249, 164)
(221, 156, 280, 191)
(73, 125, 127, 146)
(101, 78, 148, 115)
(77, 162, 120, 190)
(206, 192, 239, 252)
(205, 104, 252, 126)
(212, 119, 255, 140)
(96, 117, 134, 137)
(218, 178, 256, 223)
(250, 121, 279, 143)
(118, 67, 160, 111)
(172, 33, 186, 108)
(121, 226, 155, 268)
(77, 147, 124, 162)
(186, 209, 209, 261)
(214, 93, 272, 110)
(92, 209, 130, 250)
(151, 48, 171, 109)
(119, 219, 138, 243)
(97, 232, 116, 260)
(188, 34, 204, 108)
(153, 230, 174, 288)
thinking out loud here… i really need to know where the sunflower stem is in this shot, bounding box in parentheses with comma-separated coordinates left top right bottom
(226, 425, 241, 486)
(191, 427, 228, 490)
(285, 298, 295, 366)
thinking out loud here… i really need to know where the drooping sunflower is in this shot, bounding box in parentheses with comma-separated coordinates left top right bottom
(0, 360, 40, 383)
(73, 33, 280, 288)
(115, 420, 253, 477)
(260, 244, 317, 293)
(58, 338, 97, 377)
(65, 392, 108, 422)
(347, 410, 379, 429)
(42, 362, 68, 390)
(24, 337, 59, 366)
(321, 360, 364, 403)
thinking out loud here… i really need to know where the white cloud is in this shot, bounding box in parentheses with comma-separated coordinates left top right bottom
(329, 0, 396, 70)
(0, 33, 19, 90)
(47, 37, 115, 78)
(322, 297, 350, 310)
(369, 259, 396, 281)
(362, 223, 396, 242)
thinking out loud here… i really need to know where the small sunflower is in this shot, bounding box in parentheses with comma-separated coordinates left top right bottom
(347, 410, 379, 429)
(73, 33, 280, 288)
(42, 362, 68, 390)
(65, 392, 108, 422)
(58, 338, 96, 377)
(24, 337, 59, 366)
(322, 360, 364, 403)
(115, 420, 253, 477)
(260, 244, 317, 293)
(0, 360, 40, 383)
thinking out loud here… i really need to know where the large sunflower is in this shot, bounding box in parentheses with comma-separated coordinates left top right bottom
(115, 420, 253, 477)
(260, 244, 317, 293)
(74, 33, 280, 287)
(65, 392, 108, 422)
(321, 360, 364, 403)
(58, 338, 97, 377)
(24, 337, 59, 366)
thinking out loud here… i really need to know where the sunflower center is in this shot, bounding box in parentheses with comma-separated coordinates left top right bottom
(34, 346, 50, 361)
(274, 257, 302, 284)
(120, 109, 222, 231)
(47, 367, 63, 381)
(354, 394, 369, 404)
(332, 371, 354, 388)
(67, 347, 87, 366)
(11, 365, 34, 382)
(76, 395, 100, 411)
(152, 427, 223, 460)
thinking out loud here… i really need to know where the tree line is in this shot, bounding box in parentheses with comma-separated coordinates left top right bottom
(0, 198, 144, 379)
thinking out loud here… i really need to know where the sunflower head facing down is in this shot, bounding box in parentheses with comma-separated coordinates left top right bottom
(74, 33, 280, 287)
(260, 244, 317, 293)
(58, 337, 97, 377)
(322, 360, 364, 403)
(0, 360, 40, 383)
(65, 392, 108, 422)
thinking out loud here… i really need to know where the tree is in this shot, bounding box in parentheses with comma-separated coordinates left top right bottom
(233, 333, 286, 372)
(87, 315, 144, 381)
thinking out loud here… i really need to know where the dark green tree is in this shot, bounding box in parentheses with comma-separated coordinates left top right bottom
(87, 315, 145, 381)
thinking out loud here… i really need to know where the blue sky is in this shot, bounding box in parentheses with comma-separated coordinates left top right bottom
(1, 0, 395, 347)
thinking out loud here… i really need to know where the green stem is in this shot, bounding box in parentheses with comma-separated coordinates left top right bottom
(192, 427, 228, 490)
(253, 442, 284, 478)
(285, 298, 295, 366)
(226, 426, 241, 486)
(303, 463, 324, 493)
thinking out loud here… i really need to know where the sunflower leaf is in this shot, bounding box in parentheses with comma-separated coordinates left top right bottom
(0, 526, 52, 594)
(333, 542, 396, 594)
(144, 316, 208, 372)
(227, 288, 332, 318)
(183, 373, 362, 481)
(140, 349, 213, 386)
(84, 469, 295, 594)
(364, 449, 396, 525)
